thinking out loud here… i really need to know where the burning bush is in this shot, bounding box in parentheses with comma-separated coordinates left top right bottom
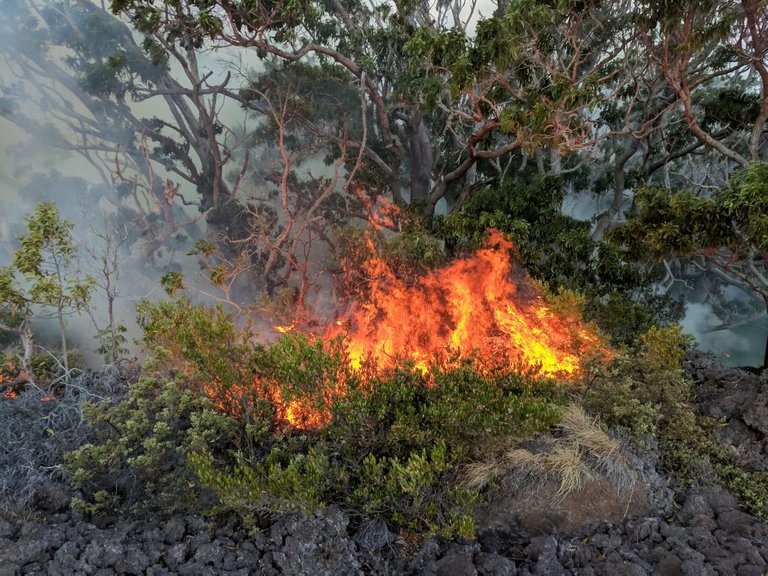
(74, 290, 572, 535)
(325, 229, 606, 379)
(70, 230, 611, 535)
(188, 360, 565, 537)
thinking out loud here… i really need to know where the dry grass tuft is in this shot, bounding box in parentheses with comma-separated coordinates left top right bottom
(559, 404, 636, 491)
(463, 459, 505, 490)
(461, 403, 636, 502)
(560, 404, 622, 460)
(503, 444, 591, 502)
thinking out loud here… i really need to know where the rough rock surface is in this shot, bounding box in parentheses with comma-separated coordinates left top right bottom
(0, 354, 766, 575)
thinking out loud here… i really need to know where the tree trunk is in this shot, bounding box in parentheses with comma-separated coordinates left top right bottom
(58, 306, 69, 375)
(19, 317, 34, 380)
(408, 112, 433, 204)
(592, 138, 640, 239)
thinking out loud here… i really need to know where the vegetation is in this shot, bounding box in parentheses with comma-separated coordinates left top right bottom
(0, 0, 767, 548)
(0, 203, 93, 378)
(70, 295, 565, 536)
(62, 294, 768, 538)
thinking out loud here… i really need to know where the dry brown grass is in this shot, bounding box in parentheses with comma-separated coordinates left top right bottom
(462, 403, 635, 501)
(463, 459, 504, 490)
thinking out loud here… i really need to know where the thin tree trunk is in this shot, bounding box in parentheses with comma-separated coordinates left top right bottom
(58, 306, 69, 375)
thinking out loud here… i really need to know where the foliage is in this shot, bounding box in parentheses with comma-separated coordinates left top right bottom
(582, 325, 768, 517)
(582, 326, 695, 446)
(93, 324, 129, 364)
(65, 377, 239, 515)
(333, 223, 446, 299)
(0, 203, 94, 376)
(717, 466, 768, 521)
(72, 295, 568, 536)
(611, 162, 768, 302)
(187, 358, 562, 537)
(137, 296, 249, 387)
(1, 203, 93, 315)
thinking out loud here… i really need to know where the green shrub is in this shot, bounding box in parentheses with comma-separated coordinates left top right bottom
(185, 349, 563, 537)
(717, 465, 768, 521)
(65, 377, 247, 515)
(581, 324, 768, 517)
(76, 297, 571, 536)
(136, 297, 250, 388)
(333, 224, 445, 299)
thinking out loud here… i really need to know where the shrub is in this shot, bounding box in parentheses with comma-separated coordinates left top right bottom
(65, 377, 244, 515)
(581, 325, 768, 518)
(184, 358, 564, 538)
(333, 224, 445, 299)
(78, 295, 571, 536)
(717, 466, 768, 521)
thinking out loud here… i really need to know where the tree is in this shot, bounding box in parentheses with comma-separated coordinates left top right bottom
(0, 0, 248, 263)
(84, 214, 131, 364)
(110, 0, 642, 217)
(0, 203, 94, 378)
(610, 162, 768, 367)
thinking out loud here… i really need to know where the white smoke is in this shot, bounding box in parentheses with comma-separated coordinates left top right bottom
(680, 302, 763, 367)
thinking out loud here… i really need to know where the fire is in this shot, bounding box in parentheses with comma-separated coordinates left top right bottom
(354, 186, 401, 231)
(207, 229, 606, 430)
(1, 359, 19, 400)
(324, 230, 603, 379)
(204, 377, 334, 430)
(268, 384, 332, 430)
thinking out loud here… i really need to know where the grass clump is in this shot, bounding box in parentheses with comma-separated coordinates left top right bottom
(465, 404, 635, 502)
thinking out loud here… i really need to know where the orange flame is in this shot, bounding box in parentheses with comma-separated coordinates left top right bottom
(204, 376, 335, 430)
(324, 230, 604, 379)
(1, 359, 18, 400)
(206, 230, 606, 430)
(354, 186, 401, 231)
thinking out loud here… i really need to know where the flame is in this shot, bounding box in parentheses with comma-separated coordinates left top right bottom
(204, 376, 335, 430)
(268, 384, 333, 429)
(206, 229, 607, 430)
(324, 230, 604, 379)
(1, 359, 18, 400)
(354, 186, 401, 231)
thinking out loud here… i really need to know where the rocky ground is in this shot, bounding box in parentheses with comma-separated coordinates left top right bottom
(0, 353, 766, 576)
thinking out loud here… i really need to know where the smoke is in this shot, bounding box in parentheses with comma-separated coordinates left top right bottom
(680, 302, 765, 367)
(1, 0, 766, 373)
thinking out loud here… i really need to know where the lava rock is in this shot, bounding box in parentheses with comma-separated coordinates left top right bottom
(162, 542, 188, 570)
(475, 551, 516, 576)
(162, 517, 186, 544)
(0, 564, 21, 576)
